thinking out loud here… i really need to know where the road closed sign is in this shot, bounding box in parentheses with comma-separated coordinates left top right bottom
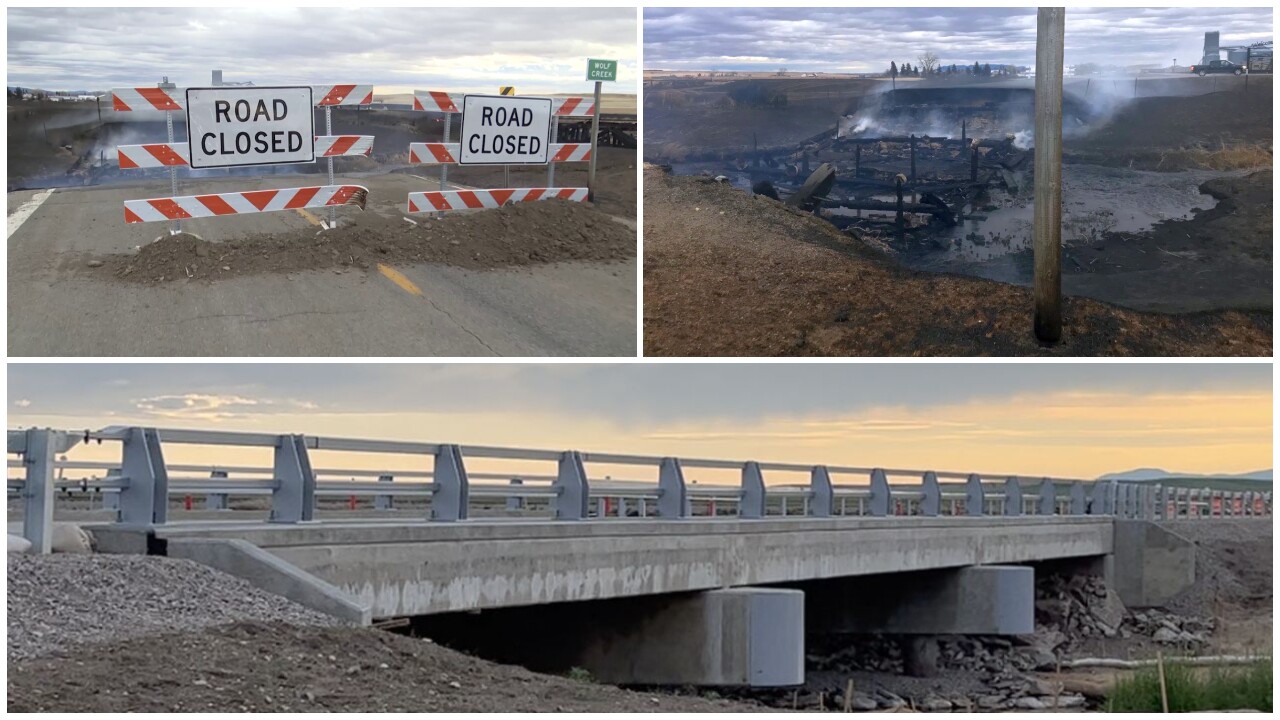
(185, 86, 315, 169)
(458, 94, 552, 166)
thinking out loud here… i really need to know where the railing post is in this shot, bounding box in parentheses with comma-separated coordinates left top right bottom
(376, 473, 395, 510)
(553, 451, 589, 520)
(120, 427, 169, 526)
(1069, 481, 1086, 515)
(920, 471, 940, 517)
(206, 469, 229, 510)
(270, 434, 315, 523)
(103, 467, 122, 511)
(810, 465, 833, 517)
(869, 468, 891, 517)
(965, 473, 984, 516)
(739, 461, 766, 519)
(617, 496, 629, 517)
(1003, 477, 1023, 516)
(658, 457, 688, 518)
(596, 497, 608, 518)
(431, 444, 469, 522)
(1037, 477, 1055, 515)
(21, 428, 60, 553)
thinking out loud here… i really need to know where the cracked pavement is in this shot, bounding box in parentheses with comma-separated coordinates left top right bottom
(7, 175, 636, 357)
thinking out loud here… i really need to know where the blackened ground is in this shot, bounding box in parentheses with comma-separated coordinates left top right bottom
(643, 167, 1270, 356)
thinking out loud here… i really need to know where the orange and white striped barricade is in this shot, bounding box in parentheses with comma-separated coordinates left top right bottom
(407, 188, 587, 213)
(407, 89, 595, 216)
(1211, 492, 1222, 516)
(1232, 493, 1244, 515)
(112, 83, 375, 233)
(124, 185, 368, 224)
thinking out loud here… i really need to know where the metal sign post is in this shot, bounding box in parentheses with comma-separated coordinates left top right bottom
(584, 59, 618, 203)
(440, 113, 451, 219)
(326, 106, 336, 228)
(1032, 8, 1065, 343)
(500, 86, 515, 190)
(160, 77, 180, 236)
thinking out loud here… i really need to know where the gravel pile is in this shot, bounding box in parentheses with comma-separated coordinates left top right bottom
(7, 553, 343, 662)
(1158, 519, 1273, 617)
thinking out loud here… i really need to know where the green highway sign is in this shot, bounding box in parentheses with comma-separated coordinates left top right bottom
(586, 58, 618, 82)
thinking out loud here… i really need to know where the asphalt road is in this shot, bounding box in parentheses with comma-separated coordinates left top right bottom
(7, 172, 636, 357)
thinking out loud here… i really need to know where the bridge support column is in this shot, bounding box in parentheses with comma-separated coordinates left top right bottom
(581, 587, 804, 687)
(809, 565, 1034, 635)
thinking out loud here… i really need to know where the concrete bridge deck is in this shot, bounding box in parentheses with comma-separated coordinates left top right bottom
(107, 515, 1115, 618)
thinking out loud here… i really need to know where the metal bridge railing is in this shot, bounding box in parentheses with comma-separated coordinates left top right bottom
(7, 426, 1272, 553)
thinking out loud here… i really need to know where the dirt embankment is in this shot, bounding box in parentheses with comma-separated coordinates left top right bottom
(8, 621, 767, 713)
(86, 200, 635, 284)
(642, 167, 1271, 356)
(6, 553, 762, 713)
(1066, 85, 1272, 171)
(644, 77, 886, 159)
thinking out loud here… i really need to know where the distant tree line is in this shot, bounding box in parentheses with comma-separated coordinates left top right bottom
(887, 57, 1020, 79)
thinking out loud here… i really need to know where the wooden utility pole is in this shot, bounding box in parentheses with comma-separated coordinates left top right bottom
(1032, 7, 1065, 343)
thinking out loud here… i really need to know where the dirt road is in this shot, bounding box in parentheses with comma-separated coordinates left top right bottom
(643, 167, 1270, 356)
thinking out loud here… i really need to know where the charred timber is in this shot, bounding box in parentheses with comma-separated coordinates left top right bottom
(821, 198, 957, 225)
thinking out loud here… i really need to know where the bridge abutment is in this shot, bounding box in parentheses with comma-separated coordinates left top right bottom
(1112, 520, 1195, 608)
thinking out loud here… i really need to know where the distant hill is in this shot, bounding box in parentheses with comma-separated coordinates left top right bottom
(1097, 468, 1272, 483)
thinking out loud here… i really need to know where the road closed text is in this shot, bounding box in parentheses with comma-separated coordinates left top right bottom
(459, 95, 552, 165)
(186, 87, 315, 168)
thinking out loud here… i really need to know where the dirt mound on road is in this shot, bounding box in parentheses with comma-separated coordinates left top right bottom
(643, 167, 1271, 356)
(90, 200, 635, 284)
(7, 621, 764, 713)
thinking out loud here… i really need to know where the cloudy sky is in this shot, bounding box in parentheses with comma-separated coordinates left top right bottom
(644, 7, 1274, 73)
(7, 364, 1271, 481)
(6, 7, 636, 94)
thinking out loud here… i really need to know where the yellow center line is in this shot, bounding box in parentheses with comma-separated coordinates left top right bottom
(377, 264, 423, 296)
(296, 208, 324, 227)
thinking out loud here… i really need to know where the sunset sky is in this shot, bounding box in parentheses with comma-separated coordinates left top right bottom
(7, 364, 1271, 485)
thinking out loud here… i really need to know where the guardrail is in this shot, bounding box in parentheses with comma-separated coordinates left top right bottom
(8, 426, 1271, 553)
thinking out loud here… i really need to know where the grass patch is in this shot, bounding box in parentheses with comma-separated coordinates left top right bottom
(1107, 659, 1272, 712)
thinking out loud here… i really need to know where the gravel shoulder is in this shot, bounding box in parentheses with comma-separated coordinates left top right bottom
(6, 553, 341, 662)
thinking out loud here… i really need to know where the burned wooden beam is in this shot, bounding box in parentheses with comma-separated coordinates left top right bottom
(786, 163, 837, 211)
(821, 198, 956, 225)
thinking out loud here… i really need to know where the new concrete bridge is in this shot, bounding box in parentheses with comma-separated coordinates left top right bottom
(9, 426, 1268, 686)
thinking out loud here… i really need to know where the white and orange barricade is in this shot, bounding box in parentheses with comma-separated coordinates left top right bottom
(406, 88, 596, 215)
(124, 186, 368, 224)
(407, 188, 587, 213)
(111, 83, 375, 230)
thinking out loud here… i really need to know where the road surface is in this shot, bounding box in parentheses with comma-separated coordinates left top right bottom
(7, 173, 636, 356)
